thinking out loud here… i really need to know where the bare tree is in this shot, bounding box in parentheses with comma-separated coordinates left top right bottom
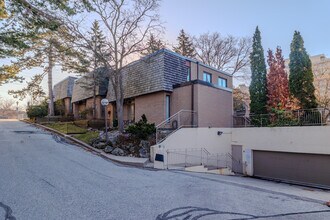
(62, 0, 162, 132)
(313, 62, 330, 108)
(194, 32, 252, 78)
(0, 97, 15, 117)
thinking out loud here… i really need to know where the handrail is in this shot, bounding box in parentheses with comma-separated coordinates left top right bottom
(156, 109, 198, 143)
(156, 109, 197, 128)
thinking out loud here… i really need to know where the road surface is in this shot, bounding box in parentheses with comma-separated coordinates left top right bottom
(1, 119, 330, 220)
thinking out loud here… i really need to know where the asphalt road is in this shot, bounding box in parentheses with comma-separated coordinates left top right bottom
(1, 119, 330, 220)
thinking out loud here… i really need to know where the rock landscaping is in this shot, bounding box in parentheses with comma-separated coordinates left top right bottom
(91, 114, 156, 158)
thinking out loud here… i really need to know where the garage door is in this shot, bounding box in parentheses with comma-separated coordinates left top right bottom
(253, 150, 330, 188)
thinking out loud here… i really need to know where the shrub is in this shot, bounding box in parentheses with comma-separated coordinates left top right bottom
(126, 114, 156, 140)
(267, 108, 299, 127)
(112, 119, 118, 128)
(88, 119, 105, 129)
(27, 105, 48, 119)
(54, 100, 65, 116)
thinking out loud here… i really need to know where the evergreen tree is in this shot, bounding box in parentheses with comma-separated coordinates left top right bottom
(173, 29, 195, 58)
(142, 34, 165, 55)
(89, 21, 107, 69)
(266, 47, 290, 110)
(289, 31, 317, 109)
(249, 26, 268, 114)
(75, 20, 108, 119)
(0, 0, 77, 115)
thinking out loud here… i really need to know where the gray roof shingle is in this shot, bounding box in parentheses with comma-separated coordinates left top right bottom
(71, 70, 109, 103)
(106, 49, 189, 101)
(53, 76, 77, 101)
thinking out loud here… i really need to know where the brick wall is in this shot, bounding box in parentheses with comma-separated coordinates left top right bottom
(135, 92, 167, 125)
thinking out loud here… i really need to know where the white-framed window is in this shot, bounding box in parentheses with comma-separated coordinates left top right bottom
(203, 72, 212, 83)
(218, 77, 227, 88)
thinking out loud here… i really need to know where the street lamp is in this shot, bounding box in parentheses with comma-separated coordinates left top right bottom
(16, 101, 19, 120)
(101, 99, 109, 143)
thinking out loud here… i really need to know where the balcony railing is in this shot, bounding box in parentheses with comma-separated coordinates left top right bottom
(233, 108, 330, 127)
(156, 110, 198, 143)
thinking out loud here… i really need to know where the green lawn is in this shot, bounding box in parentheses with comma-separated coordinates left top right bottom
(73, 131, 99, 144)
(45, 122, 87, 134)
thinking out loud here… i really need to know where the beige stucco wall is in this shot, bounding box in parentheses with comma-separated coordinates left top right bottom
(156, 127, 232, 153)
(135, 91, 167, 125)
(232, 126, 330, 155)
(152, 126, 330, 172)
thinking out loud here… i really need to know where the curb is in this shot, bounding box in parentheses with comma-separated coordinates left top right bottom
(21, 120, 149, 167)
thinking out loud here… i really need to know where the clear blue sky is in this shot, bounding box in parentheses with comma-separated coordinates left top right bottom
(1, 0, 330, 103)
(160, 0, 330, 57)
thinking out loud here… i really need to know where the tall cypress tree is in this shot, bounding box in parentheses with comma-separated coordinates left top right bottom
(173, 29, 195, 58)
(249, 26, 268, 114)
(289, 31, 317, 109)
(267, 47, 290, 110)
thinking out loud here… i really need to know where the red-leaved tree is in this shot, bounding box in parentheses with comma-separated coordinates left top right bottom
(267, 47, 291, 110)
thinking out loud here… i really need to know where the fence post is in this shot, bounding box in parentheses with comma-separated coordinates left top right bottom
(200, 149, 203, 165)
(166, 150, 169, 170)
(185, 149, 187, 167)
(217, 154, 219, 169)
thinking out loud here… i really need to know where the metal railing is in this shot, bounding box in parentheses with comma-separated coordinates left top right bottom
(233, 108, 330, 127)
(166, 148, 233, 171)
(156, 110, 198, 143)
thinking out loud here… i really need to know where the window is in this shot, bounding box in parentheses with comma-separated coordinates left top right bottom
(186, 67, 191, 81)
(165, 95, 170, 120)
(218, 77, 227, 88)
(203, 72, 212, 83)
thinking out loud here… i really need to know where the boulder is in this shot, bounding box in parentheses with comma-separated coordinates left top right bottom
(139, 140, 150, 150)
(104, 146, 114, 153)
(89, 137, 100, 146)
(93, 142, 107, 149)
(99, 130, 121, 143)
(111, 147, 125, 156)
(139, 148, 149, 158)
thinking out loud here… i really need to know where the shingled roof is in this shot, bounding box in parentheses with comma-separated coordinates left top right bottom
(71, 69, 109, 103)
(53, 76, 77, 101)
(106, 49, 191, 102)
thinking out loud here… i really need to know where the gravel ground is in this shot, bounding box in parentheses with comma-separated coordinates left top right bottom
(1, 119, 330, 220)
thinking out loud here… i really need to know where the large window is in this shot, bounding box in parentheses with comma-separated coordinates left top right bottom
(203, 72, 212, 83)
(218, 77, 227, 88)
(166, 95, 170, 120)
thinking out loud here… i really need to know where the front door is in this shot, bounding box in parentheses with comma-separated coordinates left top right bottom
(231, 145, 243, 174)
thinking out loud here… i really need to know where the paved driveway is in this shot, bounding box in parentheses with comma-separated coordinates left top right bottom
(1, 119, 330, 220)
